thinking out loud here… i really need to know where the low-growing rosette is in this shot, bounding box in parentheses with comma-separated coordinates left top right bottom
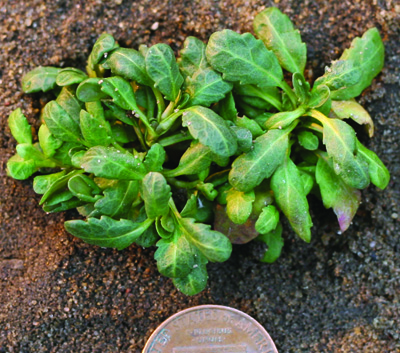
(5, 7, 389, 295)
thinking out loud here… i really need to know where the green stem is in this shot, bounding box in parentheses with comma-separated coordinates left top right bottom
(279, 80, 298, 109)
(260, 91, 283, 112)
(155, 109, 185, 135)
(130, 103, 158, 137)
(158, 132, 192, 147)
(168, 197, 181, 219)
(161, 100, 176, 120)
(152, 87, 165, 121)
(130, 119, 148, 151)
(166, 177, 200, 190)
(111, 141, 127, 153)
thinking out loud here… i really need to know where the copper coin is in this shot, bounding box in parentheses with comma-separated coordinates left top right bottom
(143, 305, 278, 353)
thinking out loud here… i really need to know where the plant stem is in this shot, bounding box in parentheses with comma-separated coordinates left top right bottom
(279, 80, 298, 109)
(152, 87, 165, 121)
(158, 132, 192, 147)
(130, 119, 148, 151)
(161, 100, 176, 120)
(156, 109, 185, 135)
(166, 177, 199, 190)
(168, 197, 181, 219)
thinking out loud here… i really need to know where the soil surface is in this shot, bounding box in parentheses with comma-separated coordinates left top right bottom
(0, 1, 399, 352)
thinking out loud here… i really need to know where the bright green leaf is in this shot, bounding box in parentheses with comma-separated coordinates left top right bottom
(178, 36, 209, 77)
(163, 142, 212, 177)
(8, 108, 32, 144)
(179, 217, 232, 262)
(6, 154, 36, 180)
(257, 223, 284, 263)
(255, 205, 279, 234)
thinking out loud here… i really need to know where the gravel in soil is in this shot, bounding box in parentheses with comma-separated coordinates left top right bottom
(0, 1, 399, 352)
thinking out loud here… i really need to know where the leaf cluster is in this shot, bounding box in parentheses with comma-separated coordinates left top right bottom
(7, 8, 389, 295)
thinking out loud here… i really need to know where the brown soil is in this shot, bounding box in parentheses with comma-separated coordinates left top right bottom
(0, 1, 399, 352)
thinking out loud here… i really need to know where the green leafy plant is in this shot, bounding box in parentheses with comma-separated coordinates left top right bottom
(6, 8, 389, 295)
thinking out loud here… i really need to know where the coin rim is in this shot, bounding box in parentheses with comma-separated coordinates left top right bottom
(142, 304, 279, 352)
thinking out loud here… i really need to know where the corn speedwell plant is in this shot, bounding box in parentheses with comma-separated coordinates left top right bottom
(7, 8, 389, 295)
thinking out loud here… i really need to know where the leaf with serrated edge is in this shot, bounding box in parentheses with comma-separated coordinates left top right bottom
(155, 232, 194, 278)
(226, 188, 255, 225)
(316, 151, 361, 232)
(206, 30, 283, 88)
(33, 171, 67, 195)
(8, 108, 32, 144)
(22, 66, 61, 93)
(229, 127, 291, 192)
(146, 43, 184, 101)
(163, 142, 212, 177)
(81, 146, 147, 180)
(101, 76, 136, 111)
(94, 180, 139, 218)
(80, 110, 112, 147)
(186, 67, 233, 107)
(6, 154, 36, 180)
(64, 216, 153, 250)
(179, 217, 232, 262)
(172, 262, 208, 296)
(141, 172, 171, 219)
(43, 101, 83, 144)
(56, 86, 83, 124)
(178, 36, 209, 77)
(143, 143, 166, 172)
(254, 7, 306, 74)
(106, 48, 153, 86)
(311, 111, 370, 189)
(336, 28, 384, 100)
(182, 106, 237, 158)
(255, 205, 279, 234)
(314, 60, 361, 100)
(271, 154, 312, 242)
